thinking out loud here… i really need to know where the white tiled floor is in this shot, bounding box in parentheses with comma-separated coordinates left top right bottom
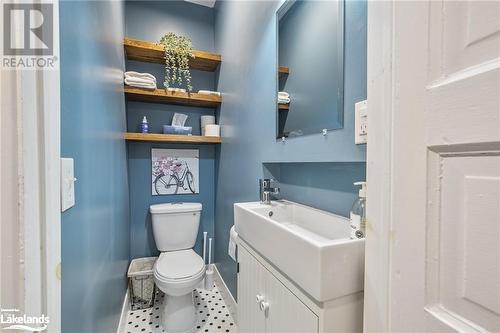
(124, 284, 237, 333)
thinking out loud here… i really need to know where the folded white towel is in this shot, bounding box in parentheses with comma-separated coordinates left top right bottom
(124, 76, 156, 85)
(278, 91, 289, 98)
(125, 77, 156, 85)
(278, 97, 290, 104)
(124, 71, 156, 82)
(124, 71, 156, 90)
(125, 83, 156, 89)
(198, 90, 221, 97)
(124, 78, 156, 90)
(167, 87, 187, 93)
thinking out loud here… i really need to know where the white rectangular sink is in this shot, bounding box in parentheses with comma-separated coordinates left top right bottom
(234, 200, 365, 302)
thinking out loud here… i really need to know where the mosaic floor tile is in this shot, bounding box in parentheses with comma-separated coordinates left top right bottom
(124, 284, 237, 333)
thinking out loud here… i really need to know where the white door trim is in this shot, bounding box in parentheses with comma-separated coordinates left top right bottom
(11, 0, 62, 331)
(363, 1, 394, 331)
(41, 1, 61, 329)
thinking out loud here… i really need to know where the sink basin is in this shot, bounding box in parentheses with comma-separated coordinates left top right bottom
(234, 200, 365, 302)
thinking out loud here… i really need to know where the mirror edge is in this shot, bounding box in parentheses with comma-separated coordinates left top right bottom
(275, 0, 346, 140)
(275, 1, 296, 141)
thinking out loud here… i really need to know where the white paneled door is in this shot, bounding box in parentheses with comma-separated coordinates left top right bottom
(366, 1, 500, 332)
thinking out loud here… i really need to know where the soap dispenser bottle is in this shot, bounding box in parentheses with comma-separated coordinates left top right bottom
(350, 181, 366, 239)
(141, 116, 149, 133)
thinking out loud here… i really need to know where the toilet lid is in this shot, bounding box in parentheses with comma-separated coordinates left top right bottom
(155, 249, 205, 280)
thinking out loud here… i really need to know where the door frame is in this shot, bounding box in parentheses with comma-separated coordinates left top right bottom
(40, 0, 62, 326)
(364, 0, 432, 330)
(363, 1, 394, 331)
(363, 1, 431, 330)
(6, 0, 62, 331)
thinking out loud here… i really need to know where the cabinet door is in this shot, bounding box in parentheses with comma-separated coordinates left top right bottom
(238, 246, 267, 333)
(265, 271, 319, 333)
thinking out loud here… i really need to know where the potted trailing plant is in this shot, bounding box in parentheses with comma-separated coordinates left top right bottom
(158, 32, 194, 92)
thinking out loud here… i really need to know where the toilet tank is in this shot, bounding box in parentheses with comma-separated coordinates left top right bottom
(150, 202, 202, 251)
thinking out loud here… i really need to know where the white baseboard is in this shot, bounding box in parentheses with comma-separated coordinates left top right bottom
(116, 287, 130, 333)
(213, 264, 237, 323)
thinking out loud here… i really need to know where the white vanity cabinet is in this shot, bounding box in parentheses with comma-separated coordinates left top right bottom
(238, 244, 318, 333)
(237, 240, 363, 333)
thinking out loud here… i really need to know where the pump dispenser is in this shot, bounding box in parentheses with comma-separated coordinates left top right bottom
(350, 181, 366, 239)
(141, 116, 149, 133)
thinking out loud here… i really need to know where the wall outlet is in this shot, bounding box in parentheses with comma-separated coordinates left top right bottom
(355, 100, 367, 144)
(61, 158, 76, 212)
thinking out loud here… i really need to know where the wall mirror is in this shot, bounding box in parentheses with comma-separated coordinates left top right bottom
(277, 0, 344, 139)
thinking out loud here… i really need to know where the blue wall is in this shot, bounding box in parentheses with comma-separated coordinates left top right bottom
(125, 1, 216, 259)
(125, 1, 215, 52)
(128, 143, 215, 258)
(264, 162, 366, 217)
(60, 1, 129, 332)
(214, 0, 367, 297)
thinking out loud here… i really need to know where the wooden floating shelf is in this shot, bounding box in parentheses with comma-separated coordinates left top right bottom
(124, 37, 221, 72)
(278, 103, 289, 110)
(125, 86, 221, 108)
(124, 133, 222, 144)
(278, 66, 290, 76)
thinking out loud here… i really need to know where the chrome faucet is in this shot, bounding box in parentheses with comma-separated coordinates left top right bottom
(259, 179, 280, 204)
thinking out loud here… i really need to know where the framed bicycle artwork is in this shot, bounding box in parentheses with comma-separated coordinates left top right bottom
(151, 148, 200, 195)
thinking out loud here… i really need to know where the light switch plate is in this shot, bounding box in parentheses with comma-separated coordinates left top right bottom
(355, 100, 368, 144)
(61, 158, 75, 212)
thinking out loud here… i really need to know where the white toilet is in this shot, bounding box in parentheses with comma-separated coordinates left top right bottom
(150, 202, 205, 333)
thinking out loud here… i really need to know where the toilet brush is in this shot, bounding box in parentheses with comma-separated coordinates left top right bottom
(205, 238, 214, 291)
(199, 232, 208, 289)
(208, 237, 212, 265)
(203, 232, 207, 264)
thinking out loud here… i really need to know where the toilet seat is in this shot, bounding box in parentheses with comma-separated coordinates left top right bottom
(154, 249, 205, 283)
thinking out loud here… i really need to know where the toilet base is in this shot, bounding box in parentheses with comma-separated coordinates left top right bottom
(160, 292, 196, 333)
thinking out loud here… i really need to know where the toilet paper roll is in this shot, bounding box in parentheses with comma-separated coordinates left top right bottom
(228, 225, 238, 261)
(204, 124, 220, 137)
(200, 115, 215, 129)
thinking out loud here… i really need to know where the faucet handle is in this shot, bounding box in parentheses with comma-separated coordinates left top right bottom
(260, 179, 280, 190)
(259, 178, 272, 188)
(259, 179, 280, 204)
